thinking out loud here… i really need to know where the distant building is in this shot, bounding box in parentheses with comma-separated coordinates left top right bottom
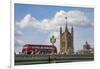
(77, 41, 94, 55)
(60, 24, 74, 54)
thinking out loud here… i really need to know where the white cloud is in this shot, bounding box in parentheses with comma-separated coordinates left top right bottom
(15, 30, 23, 37)
(16, 10, 92, 32)
(49, 31, 60, 39)
(15, 39, 25, 46)
(66, 10, 92, 27)
(16, 14, 40, 28)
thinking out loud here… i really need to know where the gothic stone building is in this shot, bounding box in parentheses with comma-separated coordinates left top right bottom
(60, 24, 74, 54)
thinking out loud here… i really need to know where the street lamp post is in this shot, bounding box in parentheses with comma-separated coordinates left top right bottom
(50, 35, 56, 63)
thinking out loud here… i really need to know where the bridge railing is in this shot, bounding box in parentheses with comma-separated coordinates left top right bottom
(15, 54, 94, 65)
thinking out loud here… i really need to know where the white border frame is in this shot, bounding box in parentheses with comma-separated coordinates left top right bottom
(10, 0, 95, 69)
(10, 0, 14, 68)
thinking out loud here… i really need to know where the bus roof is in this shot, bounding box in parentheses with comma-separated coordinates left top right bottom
(24, 44, 54, 47)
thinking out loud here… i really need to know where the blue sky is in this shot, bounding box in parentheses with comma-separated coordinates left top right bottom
(14, 3, 94, 53)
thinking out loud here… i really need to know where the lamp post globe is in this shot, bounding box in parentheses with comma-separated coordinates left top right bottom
(50, 35, 56, 46)
(50, 35, 56, 63)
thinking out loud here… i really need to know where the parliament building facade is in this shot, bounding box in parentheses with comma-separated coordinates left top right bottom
(60, 24, 74, 54)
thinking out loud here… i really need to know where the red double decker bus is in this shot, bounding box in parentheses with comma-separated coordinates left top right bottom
(22, 44, 57, 55)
